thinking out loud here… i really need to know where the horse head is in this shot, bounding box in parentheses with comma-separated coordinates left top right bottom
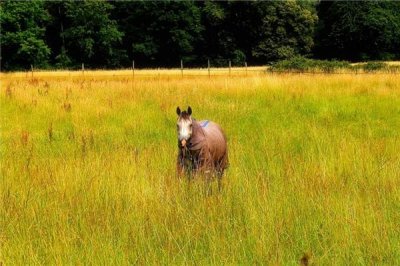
(176, 106, 193, 147)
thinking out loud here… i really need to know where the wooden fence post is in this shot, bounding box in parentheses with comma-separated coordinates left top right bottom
(181, 59, 183, 77)
(229, 60, 231, 77)
(82, 63, 84, 76)
(208, 59, 210, 78)
(132, 60, 135, 79)
(245, 62, 248, 76)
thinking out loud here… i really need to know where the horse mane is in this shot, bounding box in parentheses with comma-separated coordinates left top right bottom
(179, 111, 191, 119)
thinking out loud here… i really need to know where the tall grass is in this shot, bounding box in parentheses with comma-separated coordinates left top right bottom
(1, 70, 400, 264)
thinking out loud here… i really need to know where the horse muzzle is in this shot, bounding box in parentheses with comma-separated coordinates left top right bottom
(181, 139, 187, 147)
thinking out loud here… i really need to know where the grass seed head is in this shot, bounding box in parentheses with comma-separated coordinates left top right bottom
(21, 130, 29, 146)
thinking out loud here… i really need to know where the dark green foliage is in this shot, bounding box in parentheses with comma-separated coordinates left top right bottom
(360, 62, 388, 73)
(54, 47, 72, 68)
(113, 1, 202, 67)
(1, 0, 51, 70)
(62, 0, 125, 68)
(199, 1, 317, 65)
(248, 1, 317, 62)
(1, 0, 399, 70)
(315, 1, 400, 61)
(270, 57, 352, 73)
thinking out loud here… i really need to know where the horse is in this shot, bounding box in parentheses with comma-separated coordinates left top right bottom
(176, 106, 228, 186)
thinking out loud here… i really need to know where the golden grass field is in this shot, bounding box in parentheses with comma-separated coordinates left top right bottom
(1, 68, 400, 264)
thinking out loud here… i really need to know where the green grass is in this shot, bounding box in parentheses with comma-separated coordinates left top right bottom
(1, 71, 400, 264)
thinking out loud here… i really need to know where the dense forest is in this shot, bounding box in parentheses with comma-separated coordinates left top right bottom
(1, 0, 400, 70)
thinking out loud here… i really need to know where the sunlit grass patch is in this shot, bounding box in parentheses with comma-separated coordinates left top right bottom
(1, 69, 400, 264)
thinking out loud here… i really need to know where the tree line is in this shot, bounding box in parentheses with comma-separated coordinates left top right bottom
(1, 0, 400, 71)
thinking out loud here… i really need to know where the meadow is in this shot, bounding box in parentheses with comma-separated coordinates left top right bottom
(1, 68, 399, 264)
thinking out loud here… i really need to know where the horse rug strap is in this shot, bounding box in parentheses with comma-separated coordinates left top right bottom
(201, 120, 210, 128)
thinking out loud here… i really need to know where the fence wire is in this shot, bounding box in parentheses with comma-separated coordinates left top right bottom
(4, 65, 399, 80)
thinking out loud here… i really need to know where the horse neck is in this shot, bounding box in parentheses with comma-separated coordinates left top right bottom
(191, 120, 202, 138)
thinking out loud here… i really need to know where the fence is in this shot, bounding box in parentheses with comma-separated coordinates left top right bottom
(15, 60, 400, 79)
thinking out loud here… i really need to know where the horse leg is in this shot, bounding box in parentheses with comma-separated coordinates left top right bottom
(176, 151, 186, 178)
(204, 170, 213, 196)
(198, 163, 213, 196)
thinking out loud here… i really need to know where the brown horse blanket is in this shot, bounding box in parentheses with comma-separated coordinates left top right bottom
(178, 120, 228, 175)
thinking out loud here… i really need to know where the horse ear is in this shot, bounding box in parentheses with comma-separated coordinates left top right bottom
(187, 106, 192, 115)
(176, 107, 181, 116)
